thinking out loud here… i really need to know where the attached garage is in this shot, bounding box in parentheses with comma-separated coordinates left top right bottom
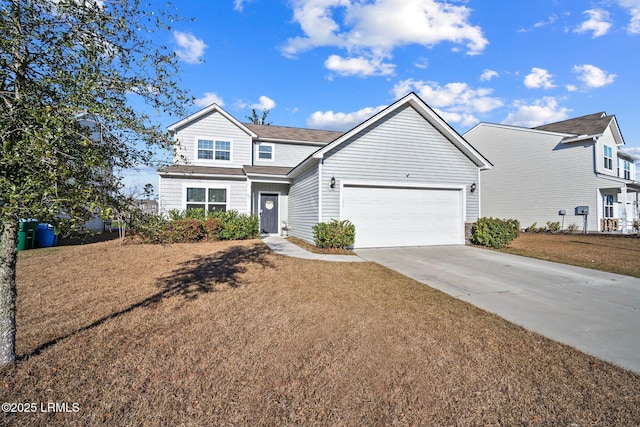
(342, 183, 465, 248)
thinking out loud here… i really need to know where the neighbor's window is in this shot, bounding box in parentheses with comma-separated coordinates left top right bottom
(604, 194, 614, 218)
(257, 143, 274, 161)
(624, 160, 631, 180)
(603, 146, 613, 170)
(197, 139, 231, 161)
(186, 187, 227, 212)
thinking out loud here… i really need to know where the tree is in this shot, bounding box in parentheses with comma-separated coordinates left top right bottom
(0, 0, 191, 366)
(143, 183, 155, 199)
(246, 108, 272, 125)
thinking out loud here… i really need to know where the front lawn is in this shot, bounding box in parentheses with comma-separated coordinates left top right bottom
(499, 232, 640, 277)
(2, 239, 640, 425)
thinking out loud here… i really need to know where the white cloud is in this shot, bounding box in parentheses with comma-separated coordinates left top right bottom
(566, 84, 578, 92)
(524, 67, 555, 89)
(575, 9, 612, 37)
(282, 0, 488, 75)
(616, 0, 640, 33)
(325, 54, 395, 77)
(233, 0, 252, 12)
(237, 95, 277, 111)
(306, 105, 387, 131)
(173, 31, 207, 64)
(391, 79, 503, 126)
(195, 92, 224, 108)
(502, 97, 570, 128)
(573, 64, 616, 88)
(480, 69, 499, 81)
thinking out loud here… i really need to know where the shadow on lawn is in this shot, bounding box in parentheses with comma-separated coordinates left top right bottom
(19, 242, 274, 361)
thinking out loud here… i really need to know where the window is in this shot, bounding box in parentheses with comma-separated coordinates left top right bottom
(603, 146, 613, 170)
(186, 187, 227, 212)
(215, 140, 231, 161)
(624, 161, 631, 180)
(197, 139, 231, 161)
(604, 194, 614, 218)
(257, 143, 274, 161)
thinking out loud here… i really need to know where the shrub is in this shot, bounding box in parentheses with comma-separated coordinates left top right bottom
(165, 218, 205, 243)
(131, 213, 170, 244)
(185, 208, 207, 221)
(313, 219, 355, 249)
(213, 210, 259, 240)
(525, 222, 537, 233)
(566, 223, 580, 234)
(470, 217, 520, 249)
(168, 209, 185, 221)
(546, 221, 561, 233)
(203, 217, 223, 241)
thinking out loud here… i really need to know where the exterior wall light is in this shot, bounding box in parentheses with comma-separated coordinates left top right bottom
(470, 182, 476, 193)
(330, 176, 336, 189)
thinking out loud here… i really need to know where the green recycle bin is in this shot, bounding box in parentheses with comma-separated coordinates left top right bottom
(18, 220, 39, 250)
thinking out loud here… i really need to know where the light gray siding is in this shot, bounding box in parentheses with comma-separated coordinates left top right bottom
(251, 182, 289, 231)
(321, 105, 479, 222)
(288, 164, 319, 243)
(253, 142, 321, 168)
(465, 124, 603, 231)
(158, 176, 249, 215)
(173, 110, 252, 168)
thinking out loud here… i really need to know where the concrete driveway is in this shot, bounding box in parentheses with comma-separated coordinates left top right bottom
(356, 245, 640, 374)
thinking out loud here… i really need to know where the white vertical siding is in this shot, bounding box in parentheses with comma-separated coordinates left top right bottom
(465, 124, 604, 231)
(321, 105, 479, 222)
(288, 164, 319, 243)
(173, 111, 252, 168)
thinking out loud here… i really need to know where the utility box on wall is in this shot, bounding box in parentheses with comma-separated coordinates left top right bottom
(575, 206, 589, 215)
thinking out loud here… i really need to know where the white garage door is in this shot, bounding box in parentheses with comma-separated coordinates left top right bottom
(342, 185, 463, 248)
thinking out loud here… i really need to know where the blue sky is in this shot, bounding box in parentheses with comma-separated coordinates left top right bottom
(123, 0, 640, 191)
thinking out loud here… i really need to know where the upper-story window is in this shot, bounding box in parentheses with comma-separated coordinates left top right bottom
(256, 143, 274, 161)
(603, 146, 613, 170)
(624, 160, 631, 180)
(197, 139, 232, 161)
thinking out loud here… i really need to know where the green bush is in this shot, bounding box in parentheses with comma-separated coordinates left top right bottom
(546, 221, 561, 233)
(185, 208, 207, 221)
(566, 223, 580, 234)
(168, 209, 185, 221)
(131, 213, 170, 244)
(470, 217, 519, 249)
(213, 210, 259, 240)
(312, 219, 355, 249)
(203, 217, 223, 241)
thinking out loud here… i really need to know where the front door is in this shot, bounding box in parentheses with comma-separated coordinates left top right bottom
(260, 193, 279, 234)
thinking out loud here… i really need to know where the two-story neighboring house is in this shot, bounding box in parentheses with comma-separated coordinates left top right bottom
(464, 112, 640, 233)
(158, 93, 492, 248)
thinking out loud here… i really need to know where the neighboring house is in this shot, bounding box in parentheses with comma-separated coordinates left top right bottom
(135, 199, 158, 215)
(464, 112, 640, 233)
(158, 93, 491, 248)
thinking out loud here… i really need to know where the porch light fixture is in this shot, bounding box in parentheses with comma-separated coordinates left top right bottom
(330, 176, 336, 189)
(470, 182, 476, 193)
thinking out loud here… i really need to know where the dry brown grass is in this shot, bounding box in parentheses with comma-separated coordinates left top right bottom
(499, 233, 640, 277)
(2, 238, 639, 425)
(286, 236, 355, 255)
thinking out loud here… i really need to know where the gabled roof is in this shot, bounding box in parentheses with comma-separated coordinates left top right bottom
(167, 104, 257, 138)
(289, 92, 492, 177)
(532, 112, 624, 145)
(244, 123, 343, 144)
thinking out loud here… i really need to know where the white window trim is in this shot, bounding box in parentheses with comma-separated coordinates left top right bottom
(195, 136, 233, 163)
(182, 183, 231, 213)
(603, 145, 613, 171)
(255, 142, 275, 162)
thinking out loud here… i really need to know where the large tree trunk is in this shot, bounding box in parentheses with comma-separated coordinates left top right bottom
(0, 220, 19, 366)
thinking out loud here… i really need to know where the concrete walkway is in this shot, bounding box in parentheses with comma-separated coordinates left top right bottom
(262, 236, 366, 262)
(357, 245, 640, 374)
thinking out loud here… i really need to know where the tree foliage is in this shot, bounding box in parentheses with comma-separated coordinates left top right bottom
(0, 0, 191, 365)
(246, 108, 271, 125)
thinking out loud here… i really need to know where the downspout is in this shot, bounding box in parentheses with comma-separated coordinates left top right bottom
(318, 159, 323, 224)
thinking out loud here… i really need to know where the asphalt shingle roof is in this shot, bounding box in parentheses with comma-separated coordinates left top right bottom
(243, 123, 344, 144)
(532, 112, 612, 136)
